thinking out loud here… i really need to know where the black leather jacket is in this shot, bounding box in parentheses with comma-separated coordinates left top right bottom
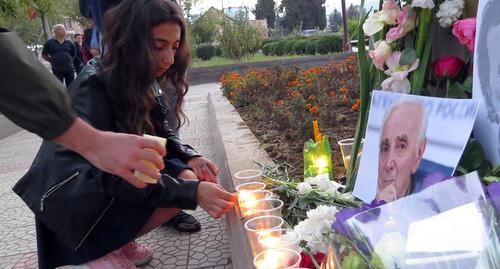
(13, 61, 201, 250)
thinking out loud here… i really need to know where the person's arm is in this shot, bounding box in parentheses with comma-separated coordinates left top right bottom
(41, 40, 51, 62)
(54, 118, 166, 188)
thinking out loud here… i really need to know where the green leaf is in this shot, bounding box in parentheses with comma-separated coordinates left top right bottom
(458, 139, 485, 172)
(483, 176, 500, 184)
(456, 166, 468, 175)
(288, 196, 299, 210)
(399, 48, 417, 66)
(490, 165, 500, 176)
(462, 76, 473, 93)
(447, 84, 469, 98)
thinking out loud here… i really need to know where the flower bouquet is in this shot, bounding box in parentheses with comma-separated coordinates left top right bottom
(346, 0, 477, 191)
(331, 172, 500, 268)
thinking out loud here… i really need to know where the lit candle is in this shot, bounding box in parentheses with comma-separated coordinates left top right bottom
(314, 155, 329, 175)
(253, 249, 301, 269)
(259, 234, 282, 248)
(238, 190, 258, 218)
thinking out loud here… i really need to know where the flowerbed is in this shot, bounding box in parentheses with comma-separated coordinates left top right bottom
(220, 55, 360, 179)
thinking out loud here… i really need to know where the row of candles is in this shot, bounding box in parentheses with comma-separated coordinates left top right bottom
(234, 169, 303, 269)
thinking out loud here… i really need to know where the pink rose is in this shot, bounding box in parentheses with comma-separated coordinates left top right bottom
(386, 5, 416, 42)
(431, 56, 465, 80)
(452, 18, 476, 52)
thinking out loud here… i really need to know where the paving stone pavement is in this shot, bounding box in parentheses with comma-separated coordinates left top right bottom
(0, 83, 232, 268)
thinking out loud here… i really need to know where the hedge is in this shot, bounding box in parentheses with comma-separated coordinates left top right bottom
(305, 41, 318, 55)
(262, 43, 273, 56)
(293, 40, 308, 55)
(196, 44, 216, 60)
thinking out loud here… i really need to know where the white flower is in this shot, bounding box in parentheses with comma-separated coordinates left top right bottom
(306, 205, 338, 223)
(381, 51, 419, 93)
(294, 205, 338, 254)
(436, 0, 464, 27)
(372, 232, 407, 269)
(412, 0, 435, 9)
(363, 0, 401, 36)
(297, 182, 312, 195)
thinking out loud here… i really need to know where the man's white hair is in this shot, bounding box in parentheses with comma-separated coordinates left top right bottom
(52, 24, 65, 32)
(382, 96, 429, 144)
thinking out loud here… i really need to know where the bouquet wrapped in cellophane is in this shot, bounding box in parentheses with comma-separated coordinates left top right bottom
(335, 172, 500, 269)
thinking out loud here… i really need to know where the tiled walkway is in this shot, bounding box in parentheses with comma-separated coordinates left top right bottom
(0, 84, 232, 268)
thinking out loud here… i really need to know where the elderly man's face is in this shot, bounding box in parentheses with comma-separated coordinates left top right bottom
(54, 26, 66, 38)
(377, 104, 426, 202)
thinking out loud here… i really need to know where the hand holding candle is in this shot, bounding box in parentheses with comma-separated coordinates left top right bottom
(134, 134, 167, 184)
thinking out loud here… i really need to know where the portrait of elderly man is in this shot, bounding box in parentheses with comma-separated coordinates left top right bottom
(376, 98, 428, 202)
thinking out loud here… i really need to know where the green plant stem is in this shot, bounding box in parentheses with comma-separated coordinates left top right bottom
(411, 8, 433, 95)
(346, 15, 371, 192)
(445, 78, 451, 97)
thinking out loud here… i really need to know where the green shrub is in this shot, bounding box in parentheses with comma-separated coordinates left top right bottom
(262, 43, 273, 56)
(217, 14, 264, 61)
(274, 40, 287, 56)
(316, 35, 342, 55)
(262, 37, 281, 48)
(293, 40, 308, 55)
(305, 41, 318, 55)
(284, 40, 296, 55)
(215, 46, 223, 57)
(196, 44, 216, 60)
(269, 42, 279, 56)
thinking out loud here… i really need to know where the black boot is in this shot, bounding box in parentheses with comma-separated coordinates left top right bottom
(163, 211, 201, 233)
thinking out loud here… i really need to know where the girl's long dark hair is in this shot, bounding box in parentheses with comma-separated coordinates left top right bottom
(101, 0, 189, 134)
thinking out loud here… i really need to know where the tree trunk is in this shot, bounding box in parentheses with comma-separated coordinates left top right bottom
(40, 12, 50, 41)
(341, 0, 351, 51)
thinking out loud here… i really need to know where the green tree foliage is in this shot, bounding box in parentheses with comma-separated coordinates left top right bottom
(279, 0, 326, 33)
(3, 0, 83, 42)
(346, 3, 365, 20)
(328, 9, 342, 32)
(252, 0, 275, 28)
(191, 10, 220, 44)
(217, 12, 263, 61)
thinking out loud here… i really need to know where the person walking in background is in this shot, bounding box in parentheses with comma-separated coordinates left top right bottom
(42, 24, 76, 87)
(73, 33, 84, 74)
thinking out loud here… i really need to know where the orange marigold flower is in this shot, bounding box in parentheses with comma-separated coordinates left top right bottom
(309, 106, 319, 114)
(308, 95, 317, 101)
(277, 99, 285, 106)
(306, 78, 313, 85)
(229, 91, 236, 97)
(340, 88, 349, 95)
(306, 103, 312, 109)
(351, 99, 361, 111)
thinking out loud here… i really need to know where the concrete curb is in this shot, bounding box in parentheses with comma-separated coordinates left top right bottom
(207, 87, 275, 268)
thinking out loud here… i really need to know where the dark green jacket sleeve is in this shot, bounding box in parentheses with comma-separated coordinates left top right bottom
(0, 29, 77, 140)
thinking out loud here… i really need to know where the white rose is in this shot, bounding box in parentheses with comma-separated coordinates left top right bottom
(412, 0, 435, 9)
(297, 182, 312, 195)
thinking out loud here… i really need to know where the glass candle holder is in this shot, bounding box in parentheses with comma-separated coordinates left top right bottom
(258, 229, 301, 252)
(253, 248, 301, 269)
(246, 198, 283, 219)
(238, 190, 274, 218)
(234, 169, 262, 184)
(337, 138, 364, 171)
(235, 181, 266, 192)
(244, 215, 284, 255)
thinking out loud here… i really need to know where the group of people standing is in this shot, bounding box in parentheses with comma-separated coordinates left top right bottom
(41, 24, 96, 87)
